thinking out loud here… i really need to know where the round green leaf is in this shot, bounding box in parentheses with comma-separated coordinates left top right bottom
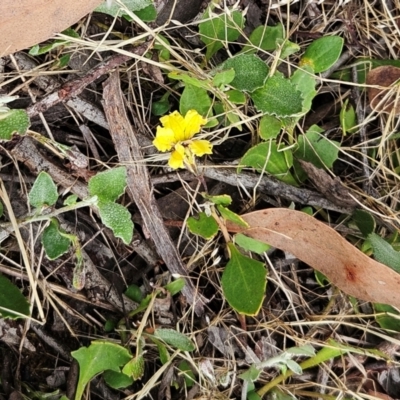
(98, 201, 134, 245)
(0, 109, 30, 140)
(300, 36, 344, 73)
(88, 167, 127, 203)
(42, 219, 71, 260)
(374, 303, 400, 332)
(259, 115, 282, 140)
(239, 141, 293, 181)
(290, 65, 317, 114)
(180, 84, 212, 117)
(212, 69, 236, 87)
(221, 243, 266, 315)
(187, 212, 219, 240)
(221, 54, 269, 92)
(294, 125, 340, 169)
(0, 274, 30, 319)
(251, 74, 303, 117)
(124, 284, 144, 303)
(227, 89, 246, 104)
(29, 171, 58, 208)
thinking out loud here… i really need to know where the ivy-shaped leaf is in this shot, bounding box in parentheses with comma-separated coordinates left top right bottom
(221, 243, 266, 315)
(42, 218, 71, 260)
(251, 74, 303, 117)
(221, 54, 269, 92)
(29, 171, 58, 208)
(0, 109, 30, 140)
(98, 201, 134, 245)
(88, 167, 127, 203)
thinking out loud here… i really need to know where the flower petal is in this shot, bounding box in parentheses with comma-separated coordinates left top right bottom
(160, 111, 185, 141)
(188, 140, 213, 157)
(183, 110, 207, 140)
(168, 143, 185, 169)
(153, 127, 175, 152)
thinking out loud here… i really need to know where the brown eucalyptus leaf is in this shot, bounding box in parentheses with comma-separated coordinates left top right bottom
(366, 66, 400, 114)
(0, 0, 103, 56)
(226, 208, 400, 309)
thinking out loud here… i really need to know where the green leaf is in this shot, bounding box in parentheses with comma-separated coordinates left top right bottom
(98, 202, 134, 245)
(164, 278, 186, 296)
(180, 84, 212, 117)
(368, 233, 400, 273)
(122, 355, 145, 380)
(353, 209, 375, 237)
(168, 71, 209, 89)
(124, 284, 143, 303)
(286, 359, 302, 375)
(251, 74, 303, 117)
(103, 370, 133, 389)
(95, 0, 153, 16)
(221, 54, 269, 92)
(151, 337, 170, 364)
(259, 115, 281, 140)
(294, 125, 340, 169)
(187, 212, 219, 240)
(199, 7, 245, 60)
(234, 233, 270, 254)
(42, 219, 71, 260)
(133, 4, 157, 21)
(71, 341, 132, 400)
(239, 364, 261, 382)
(0, 274, 30, 319)
(300, 36, 344, 73)
(374, 303, 400, 333)
(290, 65, 317, 114)
(217, 205, 249, 228)
(154, 328, 195, 352)
(203, 193, 232, 206)
(212, 69, 235, 87)
(279, 39, 300, 59)
(29, 28, 79, 56)
(0, 109, 30, 140)
(239, 141, 294, 182)
(221, 243, 266, 315)
(178, 360, 196, 387)
(226, 90, 246, 104)
(340, 99, 357, 135)
(242, 23, 285, 54)
(88, 167, 127, 203)
(63, 194, 78, 206)
(29, 171, 58, 208)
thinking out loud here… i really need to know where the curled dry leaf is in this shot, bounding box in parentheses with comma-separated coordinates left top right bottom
(366, 66, 400, 114)
(0, 0, 103, 56)
(226, 208, 400, 309)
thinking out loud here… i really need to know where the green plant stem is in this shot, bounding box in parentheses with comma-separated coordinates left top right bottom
(0, 196, 98, 229)
(256, 345, 345, 397)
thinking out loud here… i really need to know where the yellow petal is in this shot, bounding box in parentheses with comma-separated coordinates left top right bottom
(188, 140, 213, 157)
(183, 110, 207, 140)
(160, 111, 185, 141)
(153, 126, 175, 152)
(168, 143, 185, 169)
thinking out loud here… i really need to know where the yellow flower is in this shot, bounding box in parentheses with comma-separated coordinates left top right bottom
(153, 110, 212, 170)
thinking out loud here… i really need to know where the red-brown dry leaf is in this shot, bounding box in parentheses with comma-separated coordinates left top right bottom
(0, 0, 103, 56)
(366, 66, 400, 114)
(226, 208, 400, 309)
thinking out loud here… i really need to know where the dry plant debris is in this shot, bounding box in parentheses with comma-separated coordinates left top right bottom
(1, 1, 400, 400)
